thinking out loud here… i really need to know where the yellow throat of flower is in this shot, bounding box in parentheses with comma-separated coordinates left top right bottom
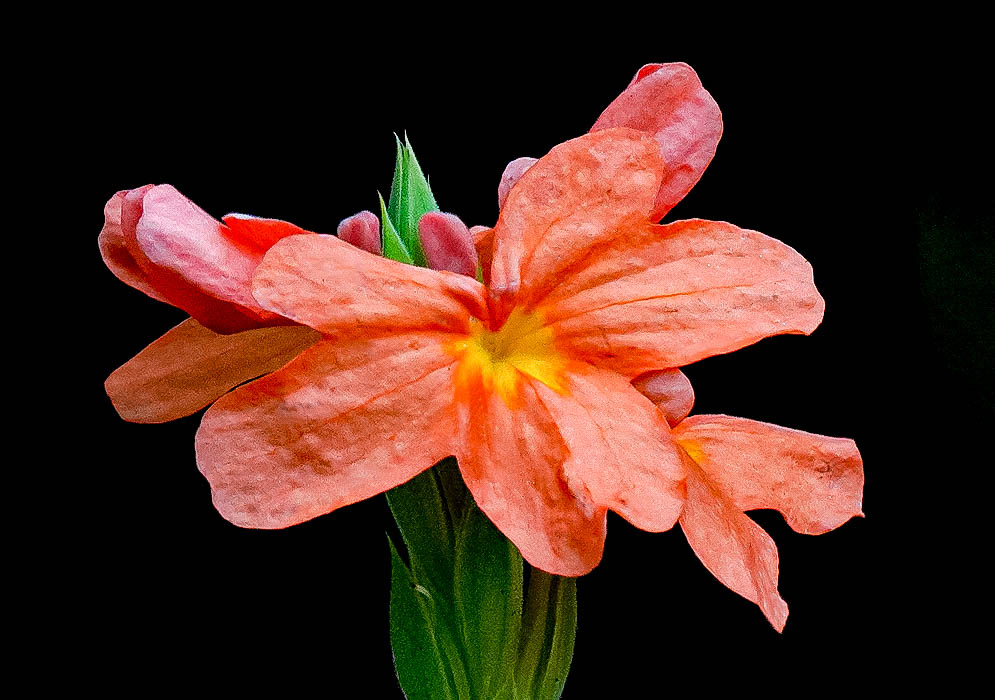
(452, 308, 569, 405)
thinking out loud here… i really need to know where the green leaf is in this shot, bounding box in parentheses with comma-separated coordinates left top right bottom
(454, 505, 524, 699)
(514, 569, 577, 700)
(386, 463, 456, 603)
(379, 192, 413, 264)
(388, 536, 460, 700)
(386, 133, 438, 267)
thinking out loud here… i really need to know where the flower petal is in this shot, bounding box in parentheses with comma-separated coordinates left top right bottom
(471, 225, 494, 287)
(497, 156, 538, 210)
(455, 376, 607, 577)
(489, 129, 664, 322)
(195, 331, 462, 528)
(222, 213, 315, 255)
(251, 233, 487, 336)
(680, 455, 789, 631)
(532, 364, 685, 533)
(116, 186, 274, 333)
(454, 362, 684, 576)
(540, 219, 824, 376)
(104, 318, 320, 424)
(135, 185, 279, 324)
(335, 210, 382, 255)
(98, 190, 169, 303)
(673, 415, 864, 534)
(418, 212, 478, 276)
(632, 368, 695, 426)
(591, 62, 723, 221)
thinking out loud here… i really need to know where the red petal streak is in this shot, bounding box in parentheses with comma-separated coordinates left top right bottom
(680, 455, 789, 631)
(542, 219, 824, 376)
(252, 234, 487, 337)
(632, 368, 695, 426)
(222, 213, 315, 255)
(592, 62, 722, 221)
(674, 415, 864, 534)
(196, 332, 462, 528)
(105, 319, 320, 423)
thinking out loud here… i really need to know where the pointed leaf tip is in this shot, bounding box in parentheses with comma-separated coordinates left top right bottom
(379, 192, 413, 265)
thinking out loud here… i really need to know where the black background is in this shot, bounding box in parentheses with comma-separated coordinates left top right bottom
(58, 26, 987, 696)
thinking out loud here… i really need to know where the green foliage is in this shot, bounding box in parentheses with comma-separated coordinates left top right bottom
(388, 459, 576, 700)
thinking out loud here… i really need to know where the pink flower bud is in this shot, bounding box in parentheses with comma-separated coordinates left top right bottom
(336, 210, 381, 255)
(418, 212, 478, 277)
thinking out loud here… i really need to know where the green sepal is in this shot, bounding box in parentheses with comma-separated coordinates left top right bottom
(513, 569, 577, 700)
(379, 192, 413, 265)
(386, 133, 438, 267)
(386, 461, 457, 606)
(454, 504, 524, 700)
(388, 536, 461, 700)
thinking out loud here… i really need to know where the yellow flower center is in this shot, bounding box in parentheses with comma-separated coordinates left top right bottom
(452, 308, 569, 404)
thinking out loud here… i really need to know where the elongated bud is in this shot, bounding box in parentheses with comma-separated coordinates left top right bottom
(337, 210, 382, 255)
(497, 156, 538, 210)
(418, 212, 478, 277)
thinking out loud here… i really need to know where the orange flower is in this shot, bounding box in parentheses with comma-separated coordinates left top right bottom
(195, 128, 825, 576)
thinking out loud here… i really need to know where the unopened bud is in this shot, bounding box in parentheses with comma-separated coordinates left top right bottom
(337, 210, 382, 255)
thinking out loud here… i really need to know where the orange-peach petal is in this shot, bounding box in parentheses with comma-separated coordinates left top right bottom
(674, 415, 864, 534)
(632, 368, 695, 427)
(455, 377, 607, 577)
(591, 62, 722, 221)
(541, 219, 824, 377)
(105, 318, 320, 423)
(680, 455, 789, 631)
(196, 332, 463, 528)
(532, 364, 685, 533)
(252, 234, 487, 337)
(490, 129, 664, 322)
(497, 156, 538, 210)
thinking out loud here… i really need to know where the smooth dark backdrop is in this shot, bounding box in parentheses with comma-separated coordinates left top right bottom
(62, 36, 982, 695)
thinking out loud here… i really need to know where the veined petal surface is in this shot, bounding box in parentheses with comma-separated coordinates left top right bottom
(540, 219, 824, 377)
(105, 318, 319, 423)
(251, 234, 487, 337)
(674, 415, 864, 534)
(592, 62, 722, 221)
(196, 332, 463, 528)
